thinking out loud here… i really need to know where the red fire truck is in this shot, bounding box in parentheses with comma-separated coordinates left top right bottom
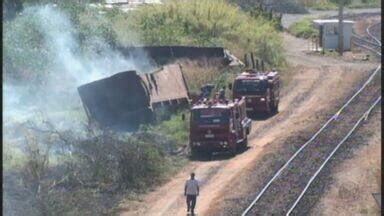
(189, 97, 252, 157)
(231, 69, 280, 115)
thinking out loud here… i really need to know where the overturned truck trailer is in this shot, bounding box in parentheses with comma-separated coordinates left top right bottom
(118, 46, 243, 66)
(77, 64, 190, 130)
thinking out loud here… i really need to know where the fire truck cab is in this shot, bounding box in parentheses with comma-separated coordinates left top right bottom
(189, 98, 252, 157)
(232, 69, 280, 115)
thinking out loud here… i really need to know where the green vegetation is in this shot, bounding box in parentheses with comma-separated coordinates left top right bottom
(4, 0, 285, 83)
(348, 0, 381, 8)
(154, 111, 190, 147)
(310, 1, 338, 10)
(109, 0, 285, 66)
(295, 0, 340, 10)
(4, 2, 117, 84)
(288, 17, 318, 39)
(3, 144, 27, 170)
(4, 0, 287, 214)
(229, 0, 308, 14)
(4, 122, 187, 215)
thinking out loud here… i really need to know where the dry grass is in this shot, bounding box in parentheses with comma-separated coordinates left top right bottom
(312, 110, 381, 215)
(177, 58, 225, 95)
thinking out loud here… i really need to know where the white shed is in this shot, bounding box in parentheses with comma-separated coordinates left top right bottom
(313, 19, 355, 51)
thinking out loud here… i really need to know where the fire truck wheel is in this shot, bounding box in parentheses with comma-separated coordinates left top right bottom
(267, 103, 271, 115)
(241, 137, 248, 149)
(272, 103, 279, 114)
(230, 145, 237, 157)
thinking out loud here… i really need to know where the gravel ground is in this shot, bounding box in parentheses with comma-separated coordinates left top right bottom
(204, 64, 379, 215)
(207, 70, 380, 216)
(199, 9, 382, 216)
(292, 108, 381, 216)
(310, 108, 381, 215)
(247, 72, 381, 215)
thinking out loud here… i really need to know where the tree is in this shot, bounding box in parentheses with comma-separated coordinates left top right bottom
(330, 0, 351, 55)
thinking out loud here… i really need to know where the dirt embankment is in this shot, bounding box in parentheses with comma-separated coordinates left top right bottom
(116, 29, 377, 215)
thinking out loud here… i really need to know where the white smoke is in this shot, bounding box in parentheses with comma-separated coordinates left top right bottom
(3, 5, 155, 131)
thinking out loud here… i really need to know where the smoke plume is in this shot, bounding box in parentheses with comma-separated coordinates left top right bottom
(4, 5, 155, 131)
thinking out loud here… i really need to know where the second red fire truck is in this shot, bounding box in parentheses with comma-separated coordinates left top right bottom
(231, 69, 280, 116)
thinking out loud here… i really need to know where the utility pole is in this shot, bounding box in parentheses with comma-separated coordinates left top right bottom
(337, 0, 344, 56)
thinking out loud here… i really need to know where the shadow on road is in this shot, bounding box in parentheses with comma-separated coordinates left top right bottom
(189, 146, 251, 161)
(248, 112, 278, 121)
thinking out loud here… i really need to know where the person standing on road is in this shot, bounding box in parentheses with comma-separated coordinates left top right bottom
(184, 172, 199, 215)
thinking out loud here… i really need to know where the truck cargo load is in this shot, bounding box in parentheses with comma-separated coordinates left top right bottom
(117, 46, 243, 66)
(77, 70, 152, 130)
(77, 64, 191, 130)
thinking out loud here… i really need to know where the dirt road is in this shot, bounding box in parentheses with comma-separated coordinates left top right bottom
(281, 8, 381, 29)
(117, 29, 377, 215)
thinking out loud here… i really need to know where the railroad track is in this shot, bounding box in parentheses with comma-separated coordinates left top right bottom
(352, 22, 382, 55)
(352, 34, 381, 54)
(242, 23, 381, 216)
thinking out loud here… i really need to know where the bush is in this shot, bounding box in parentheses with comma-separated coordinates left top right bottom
(112, 0, 285, 67)
(178, 59, 224, 94)
(348, 0, 381, 8)
(230, 0, 308, 14)
(3, 1, 286, 213)
(288, 17, 318, 39)
(3, 121, 180, 215)
(3, 4, 117, 84)
(295, 0, 337, 10)
(153, 112, 190, 147)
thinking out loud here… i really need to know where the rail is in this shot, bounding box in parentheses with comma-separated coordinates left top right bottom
(366, 23, 381, 46)
(287, 96, 381, 215)
(241, 22, 381, 216)
(352, 22, 382, 56)
(352, 33, 380, 48)
(286, 22, 382, 215)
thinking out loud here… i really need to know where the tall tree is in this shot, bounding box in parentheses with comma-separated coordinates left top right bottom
(330, 0, 351, 55)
